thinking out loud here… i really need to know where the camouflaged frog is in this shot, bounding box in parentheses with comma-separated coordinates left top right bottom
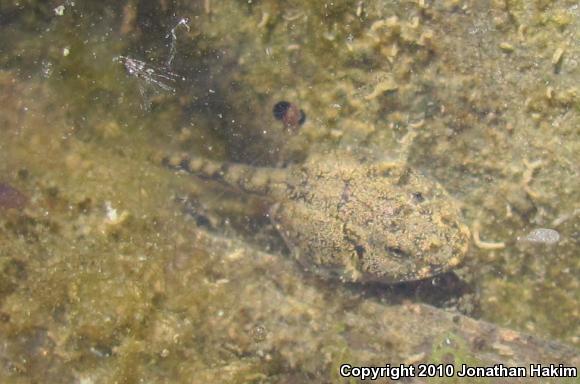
(164, 152, 470, 284)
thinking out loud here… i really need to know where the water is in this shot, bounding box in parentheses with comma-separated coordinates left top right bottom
(0, 1, 578, 382)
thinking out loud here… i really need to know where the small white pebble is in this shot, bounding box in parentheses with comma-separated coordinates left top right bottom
(105, 201, 118, 222)
(54, 5, 65, 16)
(78, 376, 95, 384)
(520, 228, 560, 244)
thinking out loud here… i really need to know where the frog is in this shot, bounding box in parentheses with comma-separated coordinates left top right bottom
(163, 151, 470, 284)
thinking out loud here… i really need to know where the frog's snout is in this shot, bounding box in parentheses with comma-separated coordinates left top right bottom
(410, 183, 471, 265)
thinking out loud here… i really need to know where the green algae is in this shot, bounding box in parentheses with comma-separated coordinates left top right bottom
(428, 332, 490, 384)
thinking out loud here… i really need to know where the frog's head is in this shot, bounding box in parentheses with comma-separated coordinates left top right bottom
(351, 166, 471, 284)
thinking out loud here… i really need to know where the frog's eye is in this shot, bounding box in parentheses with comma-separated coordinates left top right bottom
(385, 246, 408, 259)
(273, 100, 306, 131)
(354, 245, 366, 258)
(412, 191, 425, 203)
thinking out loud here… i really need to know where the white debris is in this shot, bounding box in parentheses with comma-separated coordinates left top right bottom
(78, 376, 94, 384)
(520, 228, 560, 244)
(54, 5, 65, 16)
(41, 60, 53, 78)
(113, 19, 189, 110)
(165, 18, 190, 68)
(105, 201, 118, 223)
(115, 55, 181, 93)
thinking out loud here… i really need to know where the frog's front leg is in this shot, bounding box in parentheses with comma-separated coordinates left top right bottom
(163, 153, 289, 198)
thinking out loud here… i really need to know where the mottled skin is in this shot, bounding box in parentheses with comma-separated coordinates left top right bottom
(165, 152, 470, 284)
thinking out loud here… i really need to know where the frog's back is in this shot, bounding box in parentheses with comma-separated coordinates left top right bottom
(272, 154, 470, 283)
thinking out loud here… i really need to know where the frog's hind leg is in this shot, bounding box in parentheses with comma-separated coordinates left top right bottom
(161, 153, 287, 198)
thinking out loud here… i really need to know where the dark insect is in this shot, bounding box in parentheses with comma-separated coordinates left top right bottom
(273, 101, 306, 131)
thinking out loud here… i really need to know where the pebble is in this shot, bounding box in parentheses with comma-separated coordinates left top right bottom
(520, 228, 560, 245)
